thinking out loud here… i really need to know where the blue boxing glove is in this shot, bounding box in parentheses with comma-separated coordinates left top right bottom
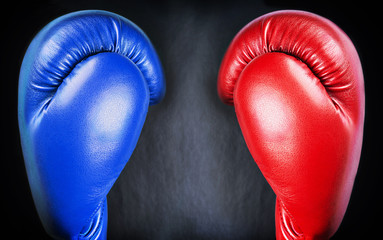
(18, 10, 165, 239)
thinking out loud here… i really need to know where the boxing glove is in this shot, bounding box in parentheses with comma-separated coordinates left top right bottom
(18, 10, 165, 239)
(218, 10, 364, 239)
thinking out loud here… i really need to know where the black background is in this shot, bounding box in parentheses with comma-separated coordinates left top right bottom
(3, 0, 382, 239)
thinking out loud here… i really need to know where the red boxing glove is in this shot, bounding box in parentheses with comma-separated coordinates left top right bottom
(218, 10, 364, 239)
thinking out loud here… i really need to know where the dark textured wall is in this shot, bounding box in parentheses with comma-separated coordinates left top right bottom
(107, 4, 276, 239)
(4, 1, 380, 239)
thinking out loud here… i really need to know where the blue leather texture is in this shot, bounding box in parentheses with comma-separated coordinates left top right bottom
(18, 10, 165, 239)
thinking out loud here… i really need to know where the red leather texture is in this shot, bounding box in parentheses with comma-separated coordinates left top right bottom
(218, 10, 364, 239)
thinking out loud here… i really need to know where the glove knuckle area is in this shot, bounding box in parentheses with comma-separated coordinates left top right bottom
(217, 10, 364, 121)
(19, 10, 165, 125)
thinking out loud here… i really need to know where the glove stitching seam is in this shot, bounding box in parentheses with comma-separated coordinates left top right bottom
(278, 198, 304, 239)
(78, 199, 105, 240)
